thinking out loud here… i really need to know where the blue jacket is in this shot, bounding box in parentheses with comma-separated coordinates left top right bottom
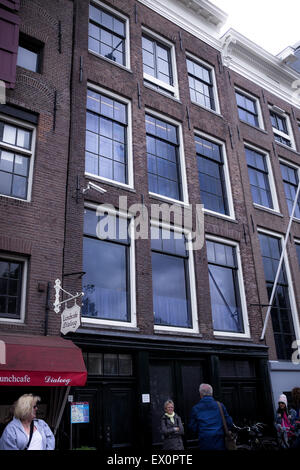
(189, 396, 233, 450)
(0, 418, 55, 450)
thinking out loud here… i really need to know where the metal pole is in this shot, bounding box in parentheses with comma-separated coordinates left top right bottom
(53, 385, 71, 436)
(260, 179, 300, 340)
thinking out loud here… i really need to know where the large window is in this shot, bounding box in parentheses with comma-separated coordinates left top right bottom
(142, 30, 178, 97)
(146, 114, 182, 201)
(280, 161, 300, 218)
(245, 146, 274, 209)
(85, 88, 130, 185)
(207, 239, 246, 334)
(195, 135, 230, 216)
(82, 208, 135, 325)
(187, 56, 218, 112)
(270, 110, 294, 148)
(235, 90, 261, 128)
(0, 118, 35, 200)
(151, 226, 192, 329)
(258, 232, 296, 360)
(0, 256, 27, 321)
(88, 2, 128, 67)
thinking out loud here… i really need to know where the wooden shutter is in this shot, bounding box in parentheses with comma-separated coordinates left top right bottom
(0, 1, 20, 89)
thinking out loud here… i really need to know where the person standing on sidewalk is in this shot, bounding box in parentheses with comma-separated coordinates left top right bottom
(160, 399, 184, 450)
(189, 383, 233, 450)
(0, 394, 55, 450)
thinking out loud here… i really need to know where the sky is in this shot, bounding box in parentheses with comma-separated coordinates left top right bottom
(212, 0, 300, 56)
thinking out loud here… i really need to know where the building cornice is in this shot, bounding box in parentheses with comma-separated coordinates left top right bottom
(221, 29, 300, 109)
(137, 0, 226, 50)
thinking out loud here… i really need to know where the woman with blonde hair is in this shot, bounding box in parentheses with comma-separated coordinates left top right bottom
(0, 394, 55, 450)
(160, 399, 184, 450)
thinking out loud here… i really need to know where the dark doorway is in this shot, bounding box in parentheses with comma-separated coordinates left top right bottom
(71, 382, 136, 450)
(149, 359, 204, 449)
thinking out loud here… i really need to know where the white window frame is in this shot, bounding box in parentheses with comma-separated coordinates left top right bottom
(0, 254, 28, 324)
(279, 157, 300, 221)
(0, 114, 36, 202)
(81, 202, 136, 329)
(235, 87, 264, 129)
(257, 227, 300, 344)
(88, 0, 130, 70)
(151, 219, 199, 334)
(142, 27, 179, 99)
(269, 107, 296, 150)
(206, 235, 250, 339)
(195, 130, 235, 220)
(245, 142, 279, 213)
(294, 238, 300, 270)
(186, 52, 220, 115)
(85, 82, 134, 190)
(146, 108, 189, 206)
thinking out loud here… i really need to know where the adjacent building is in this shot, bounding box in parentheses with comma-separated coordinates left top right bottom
(1, 0, 300, 451)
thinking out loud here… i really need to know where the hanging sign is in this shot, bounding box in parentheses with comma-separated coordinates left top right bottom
(71, 402, 90, 424)
(60, 304, 81, 335)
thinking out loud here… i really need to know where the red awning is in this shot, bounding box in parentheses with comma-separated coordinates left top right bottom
(0, 334, 87, 386)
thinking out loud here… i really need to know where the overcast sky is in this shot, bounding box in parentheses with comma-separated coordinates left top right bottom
(212, 0, 300, 56)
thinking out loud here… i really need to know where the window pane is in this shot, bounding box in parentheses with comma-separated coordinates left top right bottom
(118, 354, 132, 376)
(104, 354, 118, 375)
(0, 260, 22, 318)
(0, 150, 14, 172)
(152, 252, 190, 327)
(2, 124, 16, 145)
(17, 46, 38, 72)
(259, 233, 296, 360)
(207, 241, 243, 333)
(12, 175, 27, 199)
(87, 353, 103, 375)
(82, 237, 128, 321)
(0, 171, 12, 196)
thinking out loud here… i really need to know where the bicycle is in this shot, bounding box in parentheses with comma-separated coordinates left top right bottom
(232, 422, 279, 451)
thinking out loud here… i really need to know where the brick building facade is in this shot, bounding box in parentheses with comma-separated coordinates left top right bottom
(0, 0, 300, 451)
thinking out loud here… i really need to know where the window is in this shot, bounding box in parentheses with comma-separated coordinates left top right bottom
(88, 2, 129, 67)
(195, 134, 233, 217)
(235, 90, 262, 128)
(270, 110, 294, 148)
(146, 113, 184, 202)
(258, 232, 296, 360)
(280, 161, 300, 218)
(17, 35, 42, 73)
(0, 117, 35, 200)
(245, 146, 276, 209)
(142, 30, 178, 97)
(187, 56, 218, 112)
(151, 224, 197, 331)
(0, 256, 27, 321)
(85, 87, 132, 186)
(207, 238, 247, 335)
(82, 207, 136, 326)
(83, 352, 132, 376)
(295, 242, 300, 269)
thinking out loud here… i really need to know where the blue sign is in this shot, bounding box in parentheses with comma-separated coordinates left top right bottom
(71, 402, 89, 424)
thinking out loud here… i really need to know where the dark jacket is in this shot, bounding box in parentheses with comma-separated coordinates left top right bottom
(161, 413, 184, 450)
(189, 396, 233, 450)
